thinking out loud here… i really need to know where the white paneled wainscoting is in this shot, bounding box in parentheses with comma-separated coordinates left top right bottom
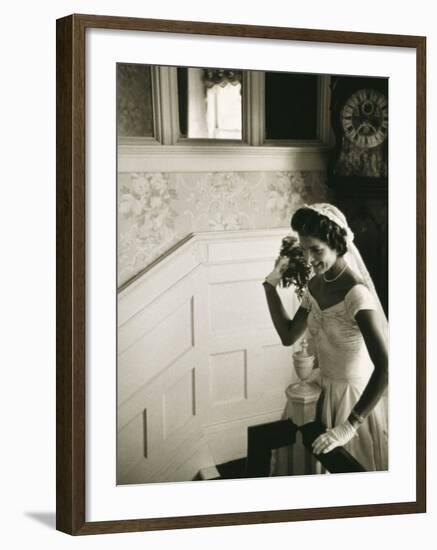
(117, 228, 301, 484)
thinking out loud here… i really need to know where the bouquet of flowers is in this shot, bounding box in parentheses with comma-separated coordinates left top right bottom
(277, 235, 311, 299)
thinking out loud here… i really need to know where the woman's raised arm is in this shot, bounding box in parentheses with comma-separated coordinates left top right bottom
(262, 281, 309, 346)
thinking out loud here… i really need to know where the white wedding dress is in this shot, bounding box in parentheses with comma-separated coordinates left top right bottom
(301, 283, 388, 471)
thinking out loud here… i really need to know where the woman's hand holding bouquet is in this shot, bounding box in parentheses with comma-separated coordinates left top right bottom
(265, 235, 311, 299)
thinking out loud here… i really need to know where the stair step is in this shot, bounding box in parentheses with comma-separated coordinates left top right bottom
(198, 465, 220, 480)
(197, 458, 247, 481)
(217, 458, 247, 479)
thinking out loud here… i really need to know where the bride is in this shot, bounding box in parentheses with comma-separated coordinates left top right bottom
(263, 203, 388, 471)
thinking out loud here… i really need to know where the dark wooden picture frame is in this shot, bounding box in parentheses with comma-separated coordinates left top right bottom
(56, 13, 426, 535)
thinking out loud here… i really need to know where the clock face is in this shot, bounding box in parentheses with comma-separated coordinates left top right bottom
(341, 89, 388, 148)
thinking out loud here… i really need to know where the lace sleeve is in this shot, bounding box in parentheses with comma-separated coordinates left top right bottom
(345, 284, 377, 320)
(300, 288, 312, 311)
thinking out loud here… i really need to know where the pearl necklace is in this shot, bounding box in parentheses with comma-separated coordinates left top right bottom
(323, 264, 347, 283)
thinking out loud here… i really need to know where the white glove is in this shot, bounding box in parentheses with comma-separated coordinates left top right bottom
(264, 256, 290, 288)
(312, 420, 357, 455)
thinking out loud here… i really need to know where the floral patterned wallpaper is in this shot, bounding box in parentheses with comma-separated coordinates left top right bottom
(118, 170, 330, 286)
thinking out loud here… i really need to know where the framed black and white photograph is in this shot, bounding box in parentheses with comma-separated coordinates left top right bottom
(56, 14, 426, 535)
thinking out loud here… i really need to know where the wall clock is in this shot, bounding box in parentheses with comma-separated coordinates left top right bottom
(341, 88, 388, 149)
(328, 76, 388, 195)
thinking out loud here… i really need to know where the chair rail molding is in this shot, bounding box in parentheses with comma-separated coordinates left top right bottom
(117, 143, 329, 173)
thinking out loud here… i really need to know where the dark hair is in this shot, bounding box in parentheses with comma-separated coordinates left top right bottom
(291, 207, 348, 256)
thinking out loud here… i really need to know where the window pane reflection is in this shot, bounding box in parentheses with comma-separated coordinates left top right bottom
(178, 67, 243, 140)
(265, 72, 318, 140)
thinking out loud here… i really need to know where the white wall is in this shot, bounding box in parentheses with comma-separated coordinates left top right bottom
(117, 230, 300, 483)
(1, 1, 435, 549)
